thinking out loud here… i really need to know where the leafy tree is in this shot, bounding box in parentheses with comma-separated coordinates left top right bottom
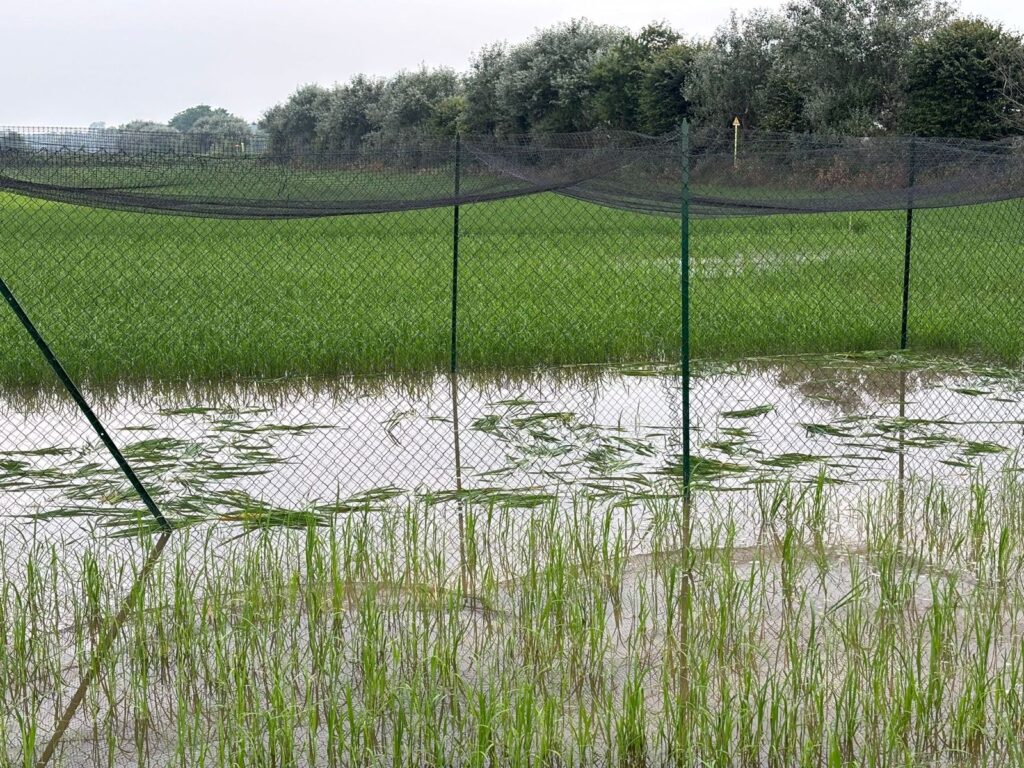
(637, 41, 697, 134)
(756, 66, 808, 132)
(169, 105, 229, 133)
(117, 121, 182, 153)
(317, 75, 385, 152)
(494, 19, 626, 133)
(992, 39, 1024, 132)
(261, 85, 332, 155)
(686, 10, 786, 130)
(429, 94, 466, 136)
(777, 0, 952, 134)
(904, 19, 1023, 139)
(370, 67, 460, 138)
(589, 23, 680, 130)
(687, 2, 951, 134)
(188, 113, 252, 153)
(463, 44, 509, 134)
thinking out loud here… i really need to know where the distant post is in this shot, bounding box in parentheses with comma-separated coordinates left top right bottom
(732, 116, 741, 169)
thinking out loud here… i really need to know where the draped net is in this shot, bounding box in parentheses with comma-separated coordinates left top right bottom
(2, 126, 1023, 218)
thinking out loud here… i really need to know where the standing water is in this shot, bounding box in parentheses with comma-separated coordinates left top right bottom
(0, 351, 1020, 535)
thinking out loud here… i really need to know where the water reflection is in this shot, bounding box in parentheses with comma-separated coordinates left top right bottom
(0, 352, 1021, 531)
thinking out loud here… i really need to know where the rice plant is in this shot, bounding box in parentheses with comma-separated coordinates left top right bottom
(1, 193, 1022, 388)
(4, 467, 1024, 766)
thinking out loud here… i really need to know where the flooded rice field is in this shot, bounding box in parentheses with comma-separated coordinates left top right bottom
(5, 352, 1024, 767)
(1, 351, 1021, 535)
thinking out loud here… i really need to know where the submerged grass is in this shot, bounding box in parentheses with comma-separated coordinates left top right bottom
(0, 193, 1022, 388)
(5, 470, 1024, 766)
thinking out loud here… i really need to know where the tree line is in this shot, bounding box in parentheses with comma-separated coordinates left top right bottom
(1, 106, 260, 155)
(259, 0, 1024, 154)
(7, 0, 1024, 156)
(115, 106, 256, 152)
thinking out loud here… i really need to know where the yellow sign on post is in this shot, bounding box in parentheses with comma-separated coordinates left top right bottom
(732, 116, 741, 168)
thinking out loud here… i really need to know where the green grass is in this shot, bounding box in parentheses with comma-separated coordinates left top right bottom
(1, 192, 1022, 388)
(6, 471, 1024, 766)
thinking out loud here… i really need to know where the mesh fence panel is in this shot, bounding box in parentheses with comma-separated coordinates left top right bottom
(2, 125, 1024, 766)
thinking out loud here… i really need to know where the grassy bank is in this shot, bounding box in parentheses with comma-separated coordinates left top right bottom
(1, 192, 1021, 387)
(5, 472, 1024, 766)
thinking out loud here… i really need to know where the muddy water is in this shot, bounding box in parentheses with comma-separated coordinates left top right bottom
(3, 353, 1022, 767)
(0, 352, 1021, 533)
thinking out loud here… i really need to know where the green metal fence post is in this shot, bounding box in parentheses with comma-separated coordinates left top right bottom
(0, 275, 170, 531)
(680, 121, 692, 491)
(450, 132, 463, 492)
(451, 132, 461, 376)
(896, 137, 917, 534)
(901, 135, 916, 350)
(675, 117, 694, 763)
(449, 132, 469, 592)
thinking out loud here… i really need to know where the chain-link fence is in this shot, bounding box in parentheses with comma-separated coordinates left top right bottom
(2, 124, 1024, 766)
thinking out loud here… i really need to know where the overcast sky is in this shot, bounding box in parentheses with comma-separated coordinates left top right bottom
(2, 0, 1022, 127)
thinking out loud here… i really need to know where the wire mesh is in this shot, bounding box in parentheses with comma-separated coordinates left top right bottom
(2, 124, 1024, 767)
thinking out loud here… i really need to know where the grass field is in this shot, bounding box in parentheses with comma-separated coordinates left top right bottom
(1, 192, 1022, 388)
(5, 473, 1024, 766)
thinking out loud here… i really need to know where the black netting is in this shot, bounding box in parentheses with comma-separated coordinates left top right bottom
(4, 126, 1024, 219)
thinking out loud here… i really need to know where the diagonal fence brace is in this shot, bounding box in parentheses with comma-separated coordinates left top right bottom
(0, 274, 170, 531)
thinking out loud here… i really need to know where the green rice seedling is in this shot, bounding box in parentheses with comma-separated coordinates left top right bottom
(7, 467, 1024, 765)
(2, 194, 1024, 390)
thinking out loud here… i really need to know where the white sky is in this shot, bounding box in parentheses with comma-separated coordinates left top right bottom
(1, 0, 1022, 126)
